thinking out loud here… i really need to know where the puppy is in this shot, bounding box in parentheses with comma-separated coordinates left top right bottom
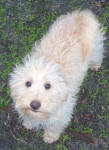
(9, 10, 104, 143)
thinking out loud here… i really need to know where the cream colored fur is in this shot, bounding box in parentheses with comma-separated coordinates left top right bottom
(9, 10, 104, 143)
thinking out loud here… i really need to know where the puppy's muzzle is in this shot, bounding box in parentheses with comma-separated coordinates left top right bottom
(30, 100, 41, 111)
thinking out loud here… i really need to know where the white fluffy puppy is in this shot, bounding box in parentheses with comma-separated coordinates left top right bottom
(9, 10, 104, 143)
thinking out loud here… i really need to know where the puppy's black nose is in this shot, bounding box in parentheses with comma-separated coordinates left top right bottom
(30, 101, 41, 111)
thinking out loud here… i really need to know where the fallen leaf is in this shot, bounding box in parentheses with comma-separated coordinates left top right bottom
(84, 114, 91, 120)
(81, 100, 87, 104)
(95, 0, 109, 8)
(74, 116, 79, 124)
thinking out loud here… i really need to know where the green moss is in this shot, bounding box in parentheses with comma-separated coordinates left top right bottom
(103, 113, 109, 122)
(80, 144, 87, 150)
(17, 128, 28, 140)
(56, 144, 68, 150)
(41, 10, 59, 23)
(60, 134, 71, 143)
(82, 127, 93, 134)
(100, 129, 109, 138)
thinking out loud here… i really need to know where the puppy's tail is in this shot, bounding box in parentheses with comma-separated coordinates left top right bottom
(73, 10, 104, 62)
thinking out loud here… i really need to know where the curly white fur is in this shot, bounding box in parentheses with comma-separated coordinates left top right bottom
(9, 10, 104, 143)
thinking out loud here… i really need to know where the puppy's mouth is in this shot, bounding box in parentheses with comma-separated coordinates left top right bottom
(23, 107, 50, 121)
(31, 109, 41, 113)
(22, 107, 42, 114)
(30, 108, 48, 114)
(23, 107, 48, 115)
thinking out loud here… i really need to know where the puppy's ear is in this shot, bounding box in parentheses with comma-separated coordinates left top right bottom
(11, 92, 16, 99)
(10, 89, 17, 100)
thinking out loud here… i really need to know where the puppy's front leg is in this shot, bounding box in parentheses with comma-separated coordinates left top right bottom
(43, 126, 62, 143)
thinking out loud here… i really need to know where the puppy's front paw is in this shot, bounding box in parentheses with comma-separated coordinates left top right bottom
(43, 131, 60, 143)
(22, 121, 32, 130)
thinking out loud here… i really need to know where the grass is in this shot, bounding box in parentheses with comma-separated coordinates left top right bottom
(0, 0, 109, 149)
(0, 1, 59, 107)
(56, 144, 69, 150)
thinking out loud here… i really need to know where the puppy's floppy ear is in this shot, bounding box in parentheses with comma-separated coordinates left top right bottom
(10, 90, 17, 99)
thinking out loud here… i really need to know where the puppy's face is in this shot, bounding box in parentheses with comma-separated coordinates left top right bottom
(9, 57, 69, 121)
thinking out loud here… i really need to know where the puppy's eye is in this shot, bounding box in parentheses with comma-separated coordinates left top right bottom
(26, 81, 32, 87)
(44, 83, 51, 90)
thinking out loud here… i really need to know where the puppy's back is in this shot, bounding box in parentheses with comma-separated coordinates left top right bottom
(36, 10, 102, 73)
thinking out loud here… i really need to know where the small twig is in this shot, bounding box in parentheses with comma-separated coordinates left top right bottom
(10, 130, 28, 145)
(67, 129, 94, 144)
(67, 129, 108, 147)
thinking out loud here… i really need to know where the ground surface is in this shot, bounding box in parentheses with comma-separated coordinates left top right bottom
(0, 0, 109, 150)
